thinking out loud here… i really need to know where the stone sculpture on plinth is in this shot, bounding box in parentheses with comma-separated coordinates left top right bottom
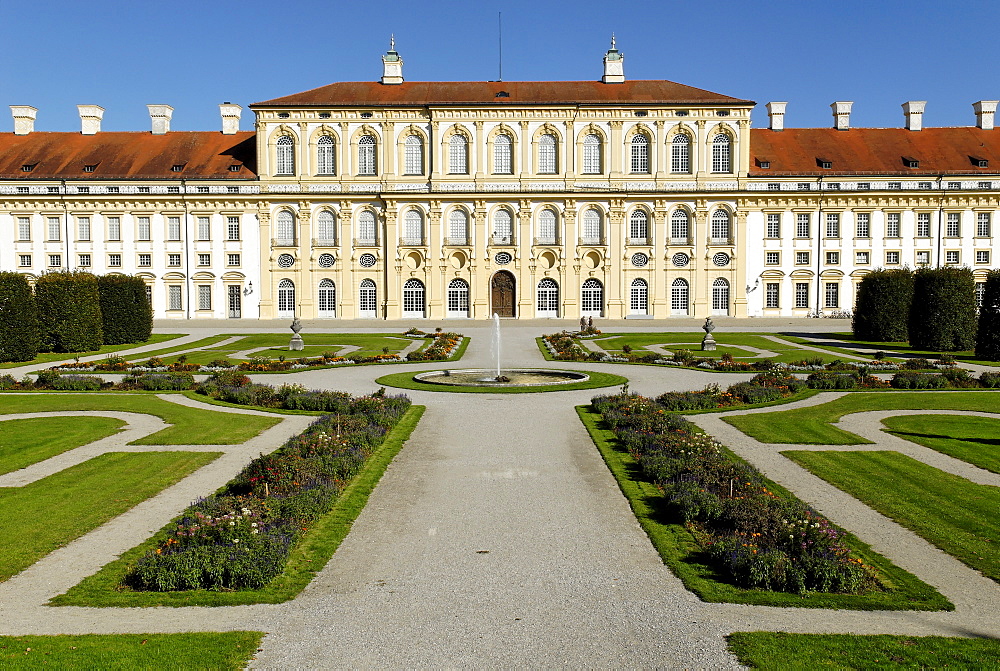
(289, 317, 304, 351)
(701, 316, 717, 351)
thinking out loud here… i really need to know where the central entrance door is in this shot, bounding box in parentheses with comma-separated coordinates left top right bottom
(491, 270, 516, 317)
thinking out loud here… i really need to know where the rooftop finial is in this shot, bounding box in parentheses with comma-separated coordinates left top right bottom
(390, 34, 395, 51)
(611, 33, 616, 50)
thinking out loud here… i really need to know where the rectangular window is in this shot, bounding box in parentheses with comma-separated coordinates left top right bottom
(47, 216, 61, 241)
(47, 186, 59, 194)
(765, 251, 780, 265)
(765, 213, 780, 238)
(227, 253, 241, 266)
(107, 186, 120, 194)
(977, 212, 992, 237)
(78, 186, 90, 194)
(855, 212, 870, 238)
(765, 282, 780, 308)
(197, 186, 209, 194)
(945, 250, 960, 264)
(78, 253, 91, 267)
(948, 181, 961, 189)
(227, 216, 240, 241)
(796, 213, 810, 238)
(198, 253, 211, 266)
(825, 213, 840, 238)
(168, 285, 182, 311)
(979, 181, 992, 189)
(16, 186, 29, 194)
(795, 282, 810, 308)
(138, 186, 150, 194)
(797, 182, 810, 191)
(17, 216, 30, 241)
(857, 182, 870, 190)
(887, 182, 901, 190)
(198, 285, 212, 311)
(767, 183, 779, 191)
(77, 216, 91, 241)
(167, 216, 181, 241)
(916, 250, 930, 265)
(916, 212, 930, 237)
(886, 212, 900, 238)
(168, 186, 181, 194)
(795, 251, 810, 265)
(856, 251, 870, 264)
(107, 216, 121, 241)
(827, 182, 840, 191)
(168, 253, 182, 267)
(197, 216, 211, 241)
(824, 282, 839, 308)
(138, 253, 152, 267)
(886, 251, 900, 264)
(826, 251, 840, 265)
(918, 182, 933, 190)
(137, 216, 151, 240)
(48, 254, 61, 267)
(976, 250, 990, 264)
(946, 212, 960, 237)
(108, 253, 122, 268)
(18, 254, 31, 267)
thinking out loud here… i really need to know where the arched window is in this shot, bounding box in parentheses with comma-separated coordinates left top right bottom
(449, 134, 468, 174)
(537, 278, 559, 317)
(275, 210, 295, 245)
(359, 278, 377, 318)
(358, 134, 377, 175)
(493, 133, 513, 174)
(538, 133, 557, 174)
(630, 278, 648, 315)
(448, 209, 469, 245)
(317, 279, 336, 317)
(671, 278, 689, 315)
(402, 278, 425, 317)
(277, 278, 295, 317)
(403, 209, 423, 244)
(316, 210, 336, 244)
(671, 134, 691, 173)
(629, 210, 649, 243)
(537, 208, 557, 244)
(581, 278, 603, 316)
(316, 135, 335, 175)
(447, 278, 469, 317)
(583, 134, 602, 174)
(630, 134, 650, 173)
(357, 210, 377, 245)
(712, 278, 730, 315)
(404, 135, 423, 175)
(711, 210, 731, 243)
(671, 209, 690, 243)
(582, 209, 602, 244)
(712, 134, 732, 173)
(276, 135, 294, 175)
(492, 208, 513, 244)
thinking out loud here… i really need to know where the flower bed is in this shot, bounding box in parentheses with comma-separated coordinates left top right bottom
(591, 391, 877, 594)
(125, 390, 411, 591)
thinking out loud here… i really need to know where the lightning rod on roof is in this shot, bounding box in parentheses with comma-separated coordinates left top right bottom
(498, 12, 503, 82)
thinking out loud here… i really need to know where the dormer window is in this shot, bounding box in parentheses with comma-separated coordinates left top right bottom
(716, 110, 730, 116)
(228, 164, 242, 172)
(634, 110, 648, 117)
(171, 164, 185, 172)
(360, 111, 373, 118)
(817, 158, 832, 169)
(972, 156, 989, 168)
(756, 158, 771, 169)
(21, 163, 36, 172)
(83, 164, 97, 173)
(277, 112, 290, 119)
(675, 110, 689, 117)
(903, 156, 920, 168)
(495, 91, 510, 98)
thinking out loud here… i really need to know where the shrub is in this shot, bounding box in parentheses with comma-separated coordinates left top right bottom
(0, 374, 18, 390)
(890, 371, 948, 389)
(852, 269, 914, 342)
(655, 390, 720, 411)
(901, 357, 932, 370)
(97, 275, 152, 345)
(0, 272, 41, 362)
(133, 372, 195, 391)
(975, 270, 1000, 361)
(806, 372, 858, 390)
(940, 367, 975, 387)
(725, 382, 785, 405)
(50, 374, 106, 391)
(908, 267, 977, 352)
(978, 371, 1000, 388)
(34, 270, 103, 353)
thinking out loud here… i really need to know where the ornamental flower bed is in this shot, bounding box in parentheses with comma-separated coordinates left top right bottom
(405, 331, 463, 361)
(591, 392, 878, 594)
(125, 390, 411, 591)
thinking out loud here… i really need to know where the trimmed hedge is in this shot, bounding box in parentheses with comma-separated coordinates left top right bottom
(908, 267, 977, 352)
(0, 272, 41, 362)
(98, 275, 152, 345)
(852, 269, 913, 342)
(35, 271, 104, 353)
(975, 270, 1000, 361)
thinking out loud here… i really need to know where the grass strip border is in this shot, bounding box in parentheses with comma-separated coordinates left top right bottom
(49, 405, 425, 607)
(376, 369, 628, 393)
(577, 405, 952, 610)
(0, 334, 185, 370)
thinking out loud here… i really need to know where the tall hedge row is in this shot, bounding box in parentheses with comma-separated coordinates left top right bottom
(98, 275, 152, 345)
(852, 269, 914, 342)
(975, 270, 1000, 361)
(34, 271, 104, 353)
(0, 272, 41, 362)
(908, 267, 977, 352)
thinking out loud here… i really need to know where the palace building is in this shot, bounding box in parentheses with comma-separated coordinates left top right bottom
(2, 42, 998, 320)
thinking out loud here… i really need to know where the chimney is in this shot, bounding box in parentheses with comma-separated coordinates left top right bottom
(831, 101, 853, 130)
(147, 104, 173, 134)
(10, 106, 37, 135)
(219, 103, 241, 134)
(973, 100, 998, 130)
(902, 101, 926, 131)
(765, 102, 787, 131)
(602, 34, 624, 84)
(381, 35, 404, 85)
(78, 105, 104, 134)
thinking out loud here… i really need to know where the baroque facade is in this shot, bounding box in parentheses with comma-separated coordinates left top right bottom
(1, 43, 998, 320)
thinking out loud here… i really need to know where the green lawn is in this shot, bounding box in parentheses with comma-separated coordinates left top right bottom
(576, 406, 950, 610)
(376, 369, 629, 393)
(725, 391, 1000, 444)
(780, 331, 1000, 367)
(0, 334, 183, 369)
(0, 451, 220, 582)
(0, 632, 263, 669)
(727, 632, 1000, 669)
(783, 450, 1000, 582)
(157, 333, 418, 365)
(0, 394, 280, 445)
(591, 332, 850, 365)
(52, 406, 425, 607)
(0, 416, 125, 475)
(882, 414, 1000, 474)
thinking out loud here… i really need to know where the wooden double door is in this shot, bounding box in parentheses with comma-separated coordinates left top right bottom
(491, 271, 516, 317)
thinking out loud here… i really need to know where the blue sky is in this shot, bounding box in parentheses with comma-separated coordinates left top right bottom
(4, 0, 998, 133)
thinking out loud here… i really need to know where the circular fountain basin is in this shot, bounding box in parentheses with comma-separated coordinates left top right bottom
(414, 368, 589, 387)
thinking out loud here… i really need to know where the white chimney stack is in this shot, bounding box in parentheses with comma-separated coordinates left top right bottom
(903, 101, 926, 131)
(602, 34, 625, 84)
(766, 102, 787, 131)
(973, 100, 998, 130)
(381, 35, 404, 85)
(147, 104, 173, 134)
(831, 101, 853, 130)
(78, 105, 104, 135)
(219, 103, 241, 134)
(10, 106, 37, 135)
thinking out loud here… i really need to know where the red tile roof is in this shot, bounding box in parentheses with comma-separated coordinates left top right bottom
(750, 127, 1000, 176)
(253, 80, 753, 107)
(0, 131, 256, 179)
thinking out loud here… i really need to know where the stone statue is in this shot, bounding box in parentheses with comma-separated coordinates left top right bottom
(289, 316, 304, 351)
(701, 316, 717, 351)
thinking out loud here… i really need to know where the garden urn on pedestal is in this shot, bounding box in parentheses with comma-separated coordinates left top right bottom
(289, 317, 304, 351)
(701, 317, 717, 351)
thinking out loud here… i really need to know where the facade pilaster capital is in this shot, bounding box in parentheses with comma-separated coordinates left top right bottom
(338, 122, 349, 132)
(297, 121, 308, 132)
(382, 121, 395, 132)
(519, 120, 530, 130)
(608, 120, 623, 129)
(474, 120, 484, 129)
(655, 119, 665, 129)
(696, 119, 706, 128)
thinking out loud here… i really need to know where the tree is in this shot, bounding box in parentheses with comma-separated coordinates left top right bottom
(908, 267, 977, 352)
(975, 270, 1000, 361)
(852, 268, 914, 342)
(98, 275, 152, 344)
(34, 271, 104, 353)
(0, 272, 41, 362)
